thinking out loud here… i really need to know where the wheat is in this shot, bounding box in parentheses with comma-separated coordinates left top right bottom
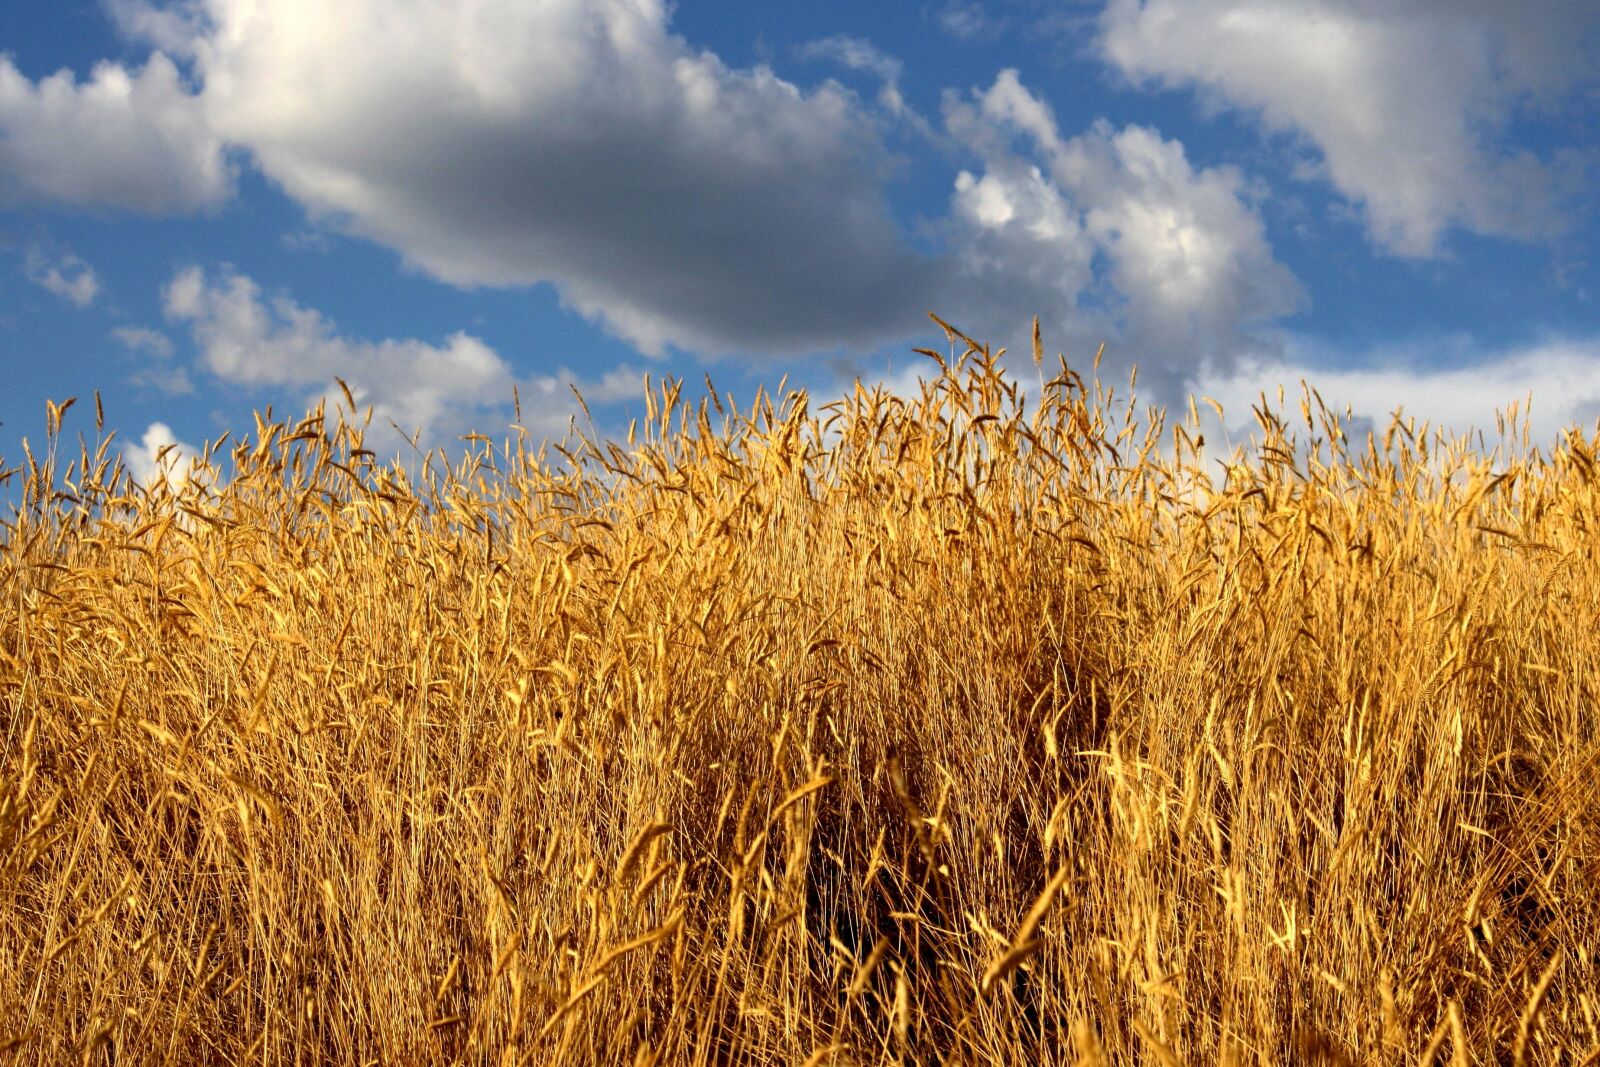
(0, 321, 1596, 1063)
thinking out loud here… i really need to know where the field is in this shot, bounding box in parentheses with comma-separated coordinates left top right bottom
(2, 324, 1598, 1064)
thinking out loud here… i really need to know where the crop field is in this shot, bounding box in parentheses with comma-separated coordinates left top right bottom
(2, 324, 1597, 1064)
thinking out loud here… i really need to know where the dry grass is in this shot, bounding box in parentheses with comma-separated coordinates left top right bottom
(2, 321, 1598, 1065)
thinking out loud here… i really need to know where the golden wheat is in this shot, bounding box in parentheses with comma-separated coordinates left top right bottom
(1, 320, 1597, 1064)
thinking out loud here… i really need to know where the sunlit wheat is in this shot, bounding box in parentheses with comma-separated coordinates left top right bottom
(1, 320, 1596, 1064)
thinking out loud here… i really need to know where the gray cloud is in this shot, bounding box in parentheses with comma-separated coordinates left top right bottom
(138, 0, 937, 359)
(78, 1, 1305, 403)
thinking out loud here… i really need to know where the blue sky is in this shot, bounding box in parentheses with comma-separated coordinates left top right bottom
(2, 0, 1597, 488)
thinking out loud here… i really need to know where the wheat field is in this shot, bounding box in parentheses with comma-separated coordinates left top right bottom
(2, 321, 1598, 1065)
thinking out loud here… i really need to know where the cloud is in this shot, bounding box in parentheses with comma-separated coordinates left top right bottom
(795, 35, 915, 119)
(937, 1, 1008, 41)
(0, 52, 231, 213)
(1098, 0, 1600, 257)
(74, 3, 1301, 398)
(1198, 335, 1600, 450)
(104, 0, 210, 60)
(125, 421, 202, 488)
(281, 226, 333, 254)
(125, 0, 935, 358)
(24, 247, 100, 307)
(161, 266, 644, 452)
(113, 325, 195, 394)
(937, 70, 1301, 397)
(796, 36, 903, 85)
(112, 325, 175, 359)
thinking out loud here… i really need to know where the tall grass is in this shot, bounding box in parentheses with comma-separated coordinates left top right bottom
(2, 322, 1598, 1064)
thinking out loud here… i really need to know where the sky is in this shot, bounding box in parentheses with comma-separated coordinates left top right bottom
(2, 0, 1598, 491)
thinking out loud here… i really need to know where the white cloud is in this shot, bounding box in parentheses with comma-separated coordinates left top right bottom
(113, 325, 194, 394)
(104, 0, 209, 61)
(795, 35, 914, 118)
(112, 325, 175, 359)
(937, 1, 1007, 41)
(1063, 123, 1300, 373)
(1098, 0, 1599, 256)
(124, 0, 934, 358)
(1199, 335, 1600, 450)
(126, 421, 201, 488)
(796, 36, 902, 85)
(938, 70, 1301, 397)
(281, 226, 333, 254)
(0, 52, 231, 213)
(25, 247, 100, 308)
(161, 266, 644, 452)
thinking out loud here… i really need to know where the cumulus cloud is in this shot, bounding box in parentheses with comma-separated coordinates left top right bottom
(125, 421, 202, 488)
(160, 266, 644, 452)
(938, 70, 1301, 397)
(24, 247, 100, 307)
(0, 52, 231, 213)
(60, 2, 1303, 398)
(120, 0, 935, 358)
(1098, 0, 1600, 256)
